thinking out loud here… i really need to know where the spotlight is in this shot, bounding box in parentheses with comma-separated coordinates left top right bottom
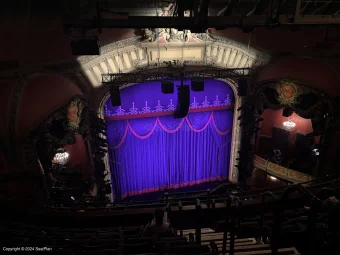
(70, 36, 100, 56)
(71, 196, 75, 201)
(270, 176, 277, 181)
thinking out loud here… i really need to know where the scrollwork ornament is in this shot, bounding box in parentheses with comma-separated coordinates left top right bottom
(276, 78, 299, 106)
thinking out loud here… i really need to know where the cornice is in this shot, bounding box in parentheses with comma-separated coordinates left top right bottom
(208, 33, 271, 65)
(35, 33, 272, 90)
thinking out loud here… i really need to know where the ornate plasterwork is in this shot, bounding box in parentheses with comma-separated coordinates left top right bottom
(67, 98, 84, 131)
(141, 28, 208, 43)
(275, 78, 299, 106)
(208, 33, 270, 67)
(43, 33, 270, 88)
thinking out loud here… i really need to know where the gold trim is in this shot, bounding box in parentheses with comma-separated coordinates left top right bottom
(253, 154, 313, 183)
(276, 78, 299, 106)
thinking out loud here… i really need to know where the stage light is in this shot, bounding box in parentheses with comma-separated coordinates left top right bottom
(283, 119, 296, 131)
(237, 79, 248, 96)
(191, 80, 205, 92)
(161, 81, 174, 94)
(71, 196, 75, 201)
(174, 85, 190, 118)
(70, 36, 100, 56)
(52, 149, 69, 165)
(110, 86, 121, 107)
(270, 176, 277, 181)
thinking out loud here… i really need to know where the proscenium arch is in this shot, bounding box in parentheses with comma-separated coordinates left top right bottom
(81, 33, 269, 191)
(98, 75, 241, 184)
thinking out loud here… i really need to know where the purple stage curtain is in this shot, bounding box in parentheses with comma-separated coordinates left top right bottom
(107, 110, 233, 199)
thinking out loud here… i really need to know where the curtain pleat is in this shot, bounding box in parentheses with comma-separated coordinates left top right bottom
(107, 110, 233, 199)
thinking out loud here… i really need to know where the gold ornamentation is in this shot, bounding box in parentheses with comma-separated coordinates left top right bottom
(276, 78, 299, 105)
(67, 99, 83, 131)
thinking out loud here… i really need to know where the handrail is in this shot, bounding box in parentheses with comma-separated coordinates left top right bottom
(314, 188, 336, 201)
(3, 176, 338, 212)
(280, 184, 319, 203)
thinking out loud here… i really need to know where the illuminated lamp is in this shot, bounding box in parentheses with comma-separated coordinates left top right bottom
(270, 176, 277, 181)
(283, 119, 296, 131)
(52, 149, 69, 165)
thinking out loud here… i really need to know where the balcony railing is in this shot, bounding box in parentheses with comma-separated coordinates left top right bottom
(253, 154, 314, 183)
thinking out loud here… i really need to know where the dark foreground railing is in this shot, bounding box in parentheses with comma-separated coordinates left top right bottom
(1, 175, 340, 255)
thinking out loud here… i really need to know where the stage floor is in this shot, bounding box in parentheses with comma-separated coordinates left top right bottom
(121, 180, 226, 202)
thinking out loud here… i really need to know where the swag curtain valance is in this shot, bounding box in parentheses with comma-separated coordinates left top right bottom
(107, 110, 234, 199)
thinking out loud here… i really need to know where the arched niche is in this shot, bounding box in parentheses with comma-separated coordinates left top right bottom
(253, 78, 337, 182)
(28, 96, 93, 202)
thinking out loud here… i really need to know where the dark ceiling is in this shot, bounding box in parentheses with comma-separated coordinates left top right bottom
(1, 0, 339, 17)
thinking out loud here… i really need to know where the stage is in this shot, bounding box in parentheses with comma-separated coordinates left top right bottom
(121, 180, 227, 202)
(103, 78, 238, 200)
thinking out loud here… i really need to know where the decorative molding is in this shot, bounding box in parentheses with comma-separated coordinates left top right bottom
(104, 94, 234, 117)
(253, 155, 314, 183)
(275, 78, 300, 106)
(141, 28, 209, 43)
(41, 34, 270, 89)
(208, 33, 270, 66)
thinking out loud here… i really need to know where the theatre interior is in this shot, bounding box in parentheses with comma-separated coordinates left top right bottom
(1, 1, 340, 254)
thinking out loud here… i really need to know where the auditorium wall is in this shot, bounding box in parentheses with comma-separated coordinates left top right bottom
(0, 14, 340, 196)
(64, 134, 89, 181)
(257, 57, 340, 96)
(18, 74, 82, 141)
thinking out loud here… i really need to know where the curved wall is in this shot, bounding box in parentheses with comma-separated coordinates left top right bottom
(257, 57, 340, 96)
(0, 80, 15, 128)
(18, 74, 82, 140)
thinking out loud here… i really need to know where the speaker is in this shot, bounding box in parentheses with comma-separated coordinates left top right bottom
(161, 81, 174, 94)
(70, 36, 100, 56)
(110, 87, 121, 107)
(191, 80, 205, 92)
(237, 79, 248, 96)
(174, 85, 190, 118)
(282, 107, 293, 117)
